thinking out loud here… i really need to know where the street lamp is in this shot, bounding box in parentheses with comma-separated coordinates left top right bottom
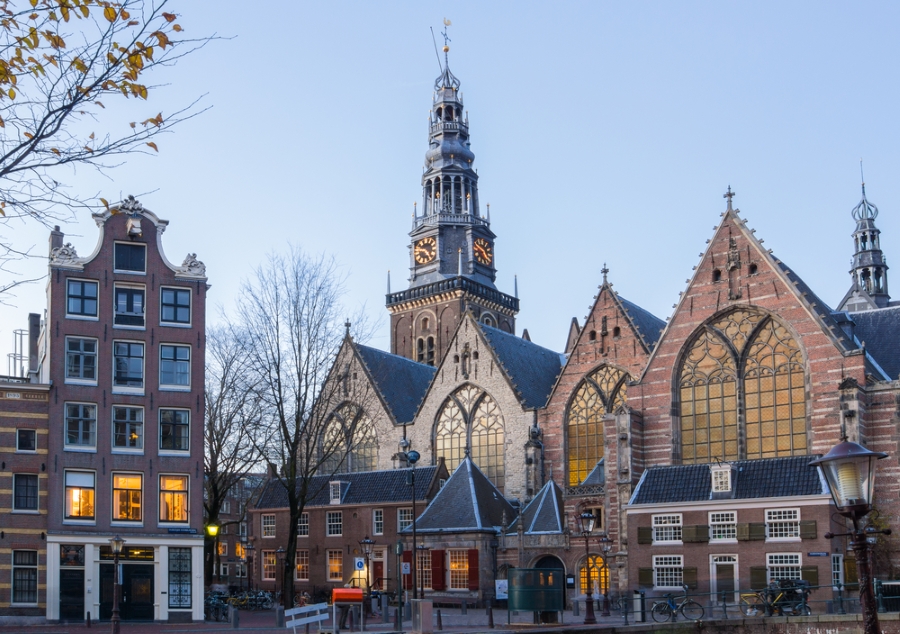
(576, 511, 597, 625)
(359, 536, 375, 612)
(405, 450, 421, 601)
(109, 535, 126, 634)
(246, 542, 255, 592)
(598, 534, 613, 617)
(811, 437, 889, 634)
(417, 544, 430, 600)
(206, 522, 220, 585)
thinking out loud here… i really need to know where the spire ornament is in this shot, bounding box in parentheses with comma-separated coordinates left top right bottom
(724, 186, 735, 212)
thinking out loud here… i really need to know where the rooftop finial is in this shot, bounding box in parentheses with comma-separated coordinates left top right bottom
(724, 186, 735, 212)
(601, 262, 609, 284)
(860, 158, 866, 197)
(432, 19, 460, 91)
(344, 320, 351, 337)
(441, 18, 452, 61)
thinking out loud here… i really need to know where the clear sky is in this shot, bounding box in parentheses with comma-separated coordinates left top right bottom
(2, 1, 899, 364)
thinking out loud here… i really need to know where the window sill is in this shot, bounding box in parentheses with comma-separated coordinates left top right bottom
(11, 509, 40, 514)
(710, 538, 739, 545)
(15, 450, 38, 455)
(159, 385, 191, 392)
(63, 519, 96, 525)
(113, 270, 147, 276)
(159, 450, 190, 457)
(765, 537, 801, 543)
(654, 585, 685, 592)
(159, 522, 190, 527)
(652, 541, 684, 546)
(64, 446, 97, 453)
(112, 388, 145, 396)
(113, 324, 146, 331)
(160, 322, 192, 328)
(65, 378, 99, 386)
(65, 314, 99, 321)
(112, 448, 144, 455)
(111, 520, 143, 527)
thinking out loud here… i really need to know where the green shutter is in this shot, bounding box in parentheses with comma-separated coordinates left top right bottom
(683, 567, 698, 589)
(737, 523, 750, 541)
(750, 566, 768, 590)
(639, 568, 653, 587)
(682, 525, 709, 543)
(638, 526, 652, 544)
(801, 566, 819, 586)
(748, 523, 766, 541)
(799, 520, 817, 539)
(845, 558, 858, 586)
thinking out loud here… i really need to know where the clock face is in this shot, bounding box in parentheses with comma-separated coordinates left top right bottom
(414, 237, 437, 264)
(473, 238, 493, 265)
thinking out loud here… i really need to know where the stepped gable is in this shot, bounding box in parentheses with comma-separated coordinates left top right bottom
(480, 323, 563, 409)
(629, 455, 824, 505)
(355, 343, 436, 424)
(414, 456, 515, 533)
(841, 305, 900, 380)
(507, 479, 565, 535)
(255, 465, 440, 509)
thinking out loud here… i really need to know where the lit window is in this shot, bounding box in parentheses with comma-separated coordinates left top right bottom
(767, 553, 801, 580)
(296, 549, 309, 580)
(709, 511, 737, 541)
(160, 475, 188, 523)
(217, 542, 228, 556)
(113, 342, 144, 389)
(398, 508, 413, 532)
(13, 474, 38, 511)
(580, 555, 608, 594)
(766, 509, 800, 540)
(448, 550, 469, 590)
(64, 471, 95, 520)
(262, 551, 276, 580)
(112, 473, 142, 522)
(12, 551, 38, 604)
(161, 287, 191, 324)
(114, 243, 146, 272)
(297, 513, 309, 537)
(114, 286, 145, 327)
(113, 406, 143, 450)
(327, 549, 343, 581)
(66, 337, 97, 382)
(653, 555, 684, 588)
(65, 403, 96, 449)
(373, 509, 383, 535)
(66, 280, 98, 318)
(262, 514, 276, 538)
(160, 345, 190, 387)
(16, 429, 36, 452)
(159, 409, 189, 451)
(327, 511, 342, 536)
(169, 547, 192, 608)
(652, 515, 683, 543)
(436, 385, 506, 491)
(235, 543, 245, 558)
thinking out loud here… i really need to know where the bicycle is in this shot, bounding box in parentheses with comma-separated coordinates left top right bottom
(740, 580, 811, 617)
(651, 585, 705, 622)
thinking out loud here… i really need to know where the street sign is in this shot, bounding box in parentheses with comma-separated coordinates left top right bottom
(355, 557, 365, 571)
(401, 562, 411, 575)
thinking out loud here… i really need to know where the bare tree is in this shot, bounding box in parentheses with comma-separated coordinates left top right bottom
(0, 0, 209, 298)
(236, 247, 374, 607)
(203, 325, 263, 586)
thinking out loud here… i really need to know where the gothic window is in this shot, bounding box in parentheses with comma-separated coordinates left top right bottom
(566, 365, 629, 486)
(435, 385, 506, 491)
(320, 404, 378, 474)
(678, 309, 807, 464)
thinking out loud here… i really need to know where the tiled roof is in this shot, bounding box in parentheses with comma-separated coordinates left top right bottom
(845, 305, 900, 380)
(581, 459, 605, 486)
(507, 480, 565, 535)
(355, 344, 436, 424)
(255, 465, 440, 509)
(618, 295, 666, 350)
(414, 456, 516, 533)
(480, 324, 563, 409)
(629, 455, 825, 505)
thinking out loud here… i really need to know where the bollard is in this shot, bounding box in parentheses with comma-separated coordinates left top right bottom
(86, 612, 91, 628)
(437, 609, 443, 631)
(837, 583, 846, 615)
(488, 604, 494, 629)
(623, 593, 629, 626)
(639, 590, 646, 623)
(231, 604, 240, 629)
(573, 599, 579, 617)
(404, 600, 411, 620)
(461, 599, 467, 615)
(275, 604, 285, 628)
(382, 594, 389, 623)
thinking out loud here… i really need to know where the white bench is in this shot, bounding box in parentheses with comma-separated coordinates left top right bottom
(285, 602, 329, 634)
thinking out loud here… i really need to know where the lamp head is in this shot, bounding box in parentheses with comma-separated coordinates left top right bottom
(810, 440, 887, 517)
(407, 450, 420, 465)
(206, 522, 220, 538)
(578, 511, 596, 535)
(109, 534, 126, 555)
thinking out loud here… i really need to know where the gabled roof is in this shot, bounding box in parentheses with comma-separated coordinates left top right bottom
(480, 323, 563, 409)
(617, 294, 666, 351)
(507, 479, 565, 535)
(255, 465, 441, 509)
(413, 456, 516, 533)
(844, 305, 900, 380)
(581, 459, 605, 486)
(629, 455, 825, 506)
(355, 343, 436, 424)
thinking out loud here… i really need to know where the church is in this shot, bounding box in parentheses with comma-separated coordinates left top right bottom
(306, 41, 900, 607)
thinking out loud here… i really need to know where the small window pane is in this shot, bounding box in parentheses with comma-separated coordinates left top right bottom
(114, 243, 146, 272)
(160, 345, 190, 386)
(13, 474, 38, 510)
(161, 288, 191, 324)
(114, 287, 145, 327)
(160, 409, 190, 451)
(114, 342, 144, 388)
(66, 403, 96, 448)
(17, 429, 36, 451)
(66, 337, 97, 380)
(67, 280, 98, 317)
(113, 407, 143, 449)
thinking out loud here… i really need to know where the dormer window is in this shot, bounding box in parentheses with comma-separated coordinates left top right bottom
(329, 481, 342, 504)
(711, 465, 732, 493)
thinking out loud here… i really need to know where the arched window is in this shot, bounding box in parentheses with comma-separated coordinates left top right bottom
(320, 404, 378, 474)
(435, 385, 506, 491)
(566, 366, 629, 486)
(678, 309, 807, 464)
(579, 554, 609, 594)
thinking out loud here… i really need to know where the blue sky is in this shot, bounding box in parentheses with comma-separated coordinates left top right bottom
(2, 1, 899, 362)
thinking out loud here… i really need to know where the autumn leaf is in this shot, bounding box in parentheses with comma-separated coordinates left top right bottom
(100, 198, 110, 210)
(129, 121, 135, 128)
(103, 6, 116, 22)
(0, 116, 5, 128)
(153, 31, 169, 49)
(24, 131, 33, 139)
(89, 132, 95, 139)
(8, 88, 16, 98)
(29, 0, 37, 7)
(172, 24, 182, 32)
(146, 141, 158, 152)
(60, 6, 70, 22)
(95, 101, 104, 109)
(162, 12, 176, 22)
(84, 146, 93, 153)
(51, 148, 60, 156)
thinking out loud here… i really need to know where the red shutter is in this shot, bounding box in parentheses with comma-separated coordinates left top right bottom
(467, 549, 479, 591)
(431, 549, 446, 591)
(402, 550, 413, 590)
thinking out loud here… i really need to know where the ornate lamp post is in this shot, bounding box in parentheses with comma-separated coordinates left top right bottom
(577, 511, 597, 625)
(109, 535, 126, 634)
(246, 542, 255, 592)
(598, 533, 613, 617)
(811, 437, 890, 634)
(359, 536, 375, 612)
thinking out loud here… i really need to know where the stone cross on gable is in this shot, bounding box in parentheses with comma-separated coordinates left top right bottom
(724, 186, 736, 212)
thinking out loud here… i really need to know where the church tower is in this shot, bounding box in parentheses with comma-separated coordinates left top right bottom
(386, 30, 518, 364)
(838, 179, 891, 312)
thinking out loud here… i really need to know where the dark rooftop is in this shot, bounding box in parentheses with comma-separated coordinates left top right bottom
(480, 324, 563, 409)
(507, 479, 565, 535)
(845, 305, 900, 380)
(355, 343, 436, 424)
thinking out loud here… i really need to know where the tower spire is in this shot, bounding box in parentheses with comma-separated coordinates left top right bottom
(839, 172, 890, 311)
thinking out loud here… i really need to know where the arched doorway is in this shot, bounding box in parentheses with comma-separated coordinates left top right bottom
(534, 555, 565, 573)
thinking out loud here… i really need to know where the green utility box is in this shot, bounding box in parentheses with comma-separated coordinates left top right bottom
(507, 568, 565, 612)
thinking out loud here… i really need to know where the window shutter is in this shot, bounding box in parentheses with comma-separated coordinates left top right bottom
(467, 549, 479, 591)
(749, 566, 768, 590)
(737, 523, 750, 541)
(799, 520, 817, 539)
(638, 567, 653, 587)
(748, 523, 766, 540)
(683, 525, 709, 543)
(801, 566, 819, 586)
(402, 550, 413, 590)
(638, 526, 653, 544)
(683, 567, 698, 589)
(431, 550, 446, 591)
(845, 558, 858, 586)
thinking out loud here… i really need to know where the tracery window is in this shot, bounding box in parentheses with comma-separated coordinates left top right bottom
(678, 309, 807, 464)
(566, 365, 629, 486)
(435, 385, 505, 491)
(579, 554, 609, 594)
(320, 403, 378, 474)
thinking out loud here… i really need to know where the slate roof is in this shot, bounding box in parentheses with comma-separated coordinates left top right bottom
(355, 343, 436, 424)
(255, 465, 440, 509)
(629, 455, 825, 505)
(617, 295, 666, 350)
(581, 459, 605, 486)
(844, 305, 900, 380)
(414, 456, 516, 533)
(480, 324, 563, 409)
(507, 479, 565, 535)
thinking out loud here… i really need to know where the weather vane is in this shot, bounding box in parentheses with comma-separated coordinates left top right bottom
(441, 18, 452, 50)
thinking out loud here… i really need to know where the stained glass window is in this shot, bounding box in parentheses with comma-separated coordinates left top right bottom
(320, 404, 378, 473)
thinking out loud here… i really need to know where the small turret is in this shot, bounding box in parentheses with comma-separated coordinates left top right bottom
(838, 172, 891, 312)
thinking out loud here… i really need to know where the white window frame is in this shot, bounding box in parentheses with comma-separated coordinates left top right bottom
(652, 514, 683, 544)
(160, 286, 192, 327)
(159, 344, 191, 390)
(295, 549, 309, 581)
(766, 553, 802, 581)
(65, 278, 99, 320)
(297, 512, 309, 537)
(327, 549, 343, 582)
(448, 550, 469, 590)
(65, 336, 98, 385)
(221, 500, 231, 514)
(11, 550, 38, 606)
(12, 473, 39, 513)
(765, 508, 800, 541)
(326, 511, 342, 536)
(398, 508, 413, 532)
(262, 514, 276, 538)
(159, 408, 190, 454)
(262, 550, 276, 580)
(217, 542, 228, 557)
(113, 241, 147, 274)
(711, 466, 732, 492)
(111, 472, 143, 524)
(329, 481, 342, 504)
(832, 554, 844, 590)
(235, 563, 247, 578)
(63, 470, 95, 524)
(709, 511, 737, 542)
(373, 509, 384, 536)
(653, 555, 684, 590)
(64, 402, 97, 452)
(112, 340, 145, 394)
(113, 283, 147, 329)
(16, 429, 37, 453)
(219, 563, 229, 577)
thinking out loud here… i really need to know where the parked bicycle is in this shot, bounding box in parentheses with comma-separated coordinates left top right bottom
(651, 584, 705, 622)
(740, 579, 811, 617)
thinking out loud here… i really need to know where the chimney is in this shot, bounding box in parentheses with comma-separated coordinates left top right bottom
(27, 313, 40, 382)
(49, 225, 64, 254)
